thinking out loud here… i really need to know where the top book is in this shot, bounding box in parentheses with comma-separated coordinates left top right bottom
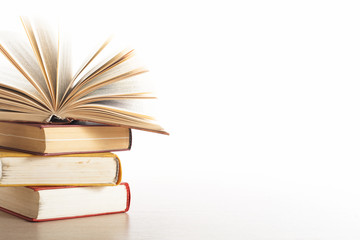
(0, 17, 167, 135)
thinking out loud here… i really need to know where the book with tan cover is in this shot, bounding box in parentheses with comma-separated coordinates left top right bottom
(0, 149, 122, 186)
(0, 121, 131, 155)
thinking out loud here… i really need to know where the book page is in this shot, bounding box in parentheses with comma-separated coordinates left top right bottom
(72, 72, 155, 106)
(56, 25, 72, 110)
(82, 54, 144, 88)
(83, 99, 158, 119)
(71, 37, 127, 87)
(78, 49, 134, 86)
(0, 53, 48, 106)
(63, 39, 131, 103)
(0, 88, 48, 112)
(0, 31, 51, 107)
(59, 36, 112, 107)
(60, 99, 162, 128)
(21, 17, 58, 107)
(62, 108, 166, 134)
(70, 36, 113, 88)
(0, 111, 48, 122)
(64, 56, 147, 107)
(0, 98, 46, 113)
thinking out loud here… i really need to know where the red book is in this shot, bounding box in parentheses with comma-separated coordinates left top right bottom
(0, 183, 131, 222)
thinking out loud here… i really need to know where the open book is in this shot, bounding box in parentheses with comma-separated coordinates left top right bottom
(0, 17, 167, 134)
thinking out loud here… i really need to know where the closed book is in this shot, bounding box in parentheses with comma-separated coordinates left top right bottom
(0, 150, 121, 186)
(0, 121, 131, 155)
(0, 183, 131, 222)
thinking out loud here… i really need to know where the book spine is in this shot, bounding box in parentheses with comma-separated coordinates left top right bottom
(114, 154, 122, 185)
(128, 128, 132, 150)
(123, 182, 131, 212)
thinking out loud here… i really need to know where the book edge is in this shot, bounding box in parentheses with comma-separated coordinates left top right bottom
(0, 206, 129, 222)
(0, 121, 169, 135)
(0, 121, 128, 128)
(27, 182, 129, 192)
(0, 146, 130, 156)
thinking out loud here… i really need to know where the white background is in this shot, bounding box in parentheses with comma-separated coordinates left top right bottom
(2, 0, 360, 239)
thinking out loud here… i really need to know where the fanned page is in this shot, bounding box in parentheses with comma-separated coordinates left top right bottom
(56, 24, 73, 110)
(0, 51, 50, 121)
(63, 54, 148, 106)
(21, 17, 58, 108)
(73, 74, 155, 105)
(0, 31, 51, 108)
(0, 53, 43, 102)
(0, 17, 167, 134)
(62, 39, 132, 104)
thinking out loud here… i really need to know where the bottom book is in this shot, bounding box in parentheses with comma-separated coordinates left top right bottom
(0, 182, 130, 222)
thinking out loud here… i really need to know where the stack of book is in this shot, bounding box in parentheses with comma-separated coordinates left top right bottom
(0, 17, 167, 222)
(0, 121, 133, 222)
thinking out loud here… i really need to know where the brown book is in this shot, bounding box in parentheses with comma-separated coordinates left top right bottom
(0, 121, 131, 155)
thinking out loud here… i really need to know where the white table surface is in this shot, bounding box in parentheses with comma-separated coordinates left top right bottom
(0, 179, 237, 240)
(1, 178, 360, 240)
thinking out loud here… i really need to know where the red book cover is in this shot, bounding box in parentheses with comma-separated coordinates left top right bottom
(0, 183, 131, 222)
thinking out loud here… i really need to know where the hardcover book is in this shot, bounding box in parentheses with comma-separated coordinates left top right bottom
(0, 121, 131, 155)
(0, 183, 130, 222)
(0, 17, 167, 135)
(0, 149, 122, 186)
